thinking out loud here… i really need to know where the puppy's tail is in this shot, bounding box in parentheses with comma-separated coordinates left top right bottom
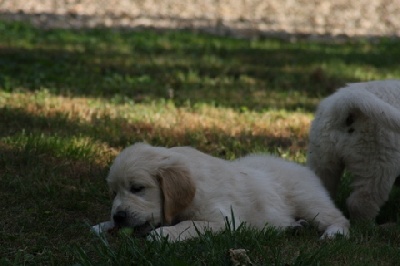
(327, 81, 400, 132)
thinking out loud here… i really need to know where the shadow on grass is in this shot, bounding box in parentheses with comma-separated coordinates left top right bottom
(0, 45, 357, 111)
(0, 141, 111, 262)
(1, 20, 399, 111)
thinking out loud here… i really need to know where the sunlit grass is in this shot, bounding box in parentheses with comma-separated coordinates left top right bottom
(1, 89, 312, 138)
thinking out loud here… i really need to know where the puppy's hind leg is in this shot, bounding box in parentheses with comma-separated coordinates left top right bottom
(312, 204, 350, 239)
(293, 187, 350, 239)
(310, 207, 349, 239)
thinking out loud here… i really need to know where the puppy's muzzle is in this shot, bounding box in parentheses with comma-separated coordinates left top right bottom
(113, 210, 127, 226)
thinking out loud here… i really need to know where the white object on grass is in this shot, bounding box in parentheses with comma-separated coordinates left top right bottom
(91, 221, 115, 236)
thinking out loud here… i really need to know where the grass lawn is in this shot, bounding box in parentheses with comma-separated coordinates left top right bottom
(1, 20, 400, 265)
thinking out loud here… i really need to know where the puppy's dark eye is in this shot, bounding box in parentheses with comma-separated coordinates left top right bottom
(130, 185, 145, 194)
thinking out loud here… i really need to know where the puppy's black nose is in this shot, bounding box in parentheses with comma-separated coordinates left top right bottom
(113, 211, 127, 224)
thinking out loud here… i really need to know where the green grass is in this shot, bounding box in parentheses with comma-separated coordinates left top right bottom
(1, 19, 400, 265)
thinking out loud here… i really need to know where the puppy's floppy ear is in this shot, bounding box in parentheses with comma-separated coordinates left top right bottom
(157, 157, 196, 225)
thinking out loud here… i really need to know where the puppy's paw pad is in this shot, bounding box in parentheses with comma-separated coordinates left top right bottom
(291, 219, 309, 228)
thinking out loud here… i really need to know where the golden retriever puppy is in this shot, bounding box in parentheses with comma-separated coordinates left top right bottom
(98, 142, 349, 241)
(307, 80, 400, 221)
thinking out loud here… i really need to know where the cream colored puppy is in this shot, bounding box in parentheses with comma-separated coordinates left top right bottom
(308, 80, 400, 221)
(101, 142, 349, 241)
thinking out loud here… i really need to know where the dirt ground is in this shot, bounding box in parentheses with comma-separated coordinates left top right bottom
(0, 0, 399, 39)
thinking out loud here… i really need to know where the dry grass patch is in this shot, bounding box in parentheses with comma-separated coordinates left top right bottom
(1, 89, 312, 145)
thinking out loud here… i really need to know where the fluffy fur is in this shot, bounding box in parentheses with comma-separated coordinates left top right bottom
(307, 79, 400, 221)
(104, 142, 349, 241)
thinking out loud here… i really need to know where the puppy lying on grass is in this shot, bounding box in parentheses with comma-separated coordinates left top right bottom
(93, 142, 349, 241)
(308, 79, 400, 221)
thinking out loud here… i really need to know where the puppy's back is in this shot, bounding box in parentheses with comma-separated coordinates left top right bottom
(236, 155, 324, 191)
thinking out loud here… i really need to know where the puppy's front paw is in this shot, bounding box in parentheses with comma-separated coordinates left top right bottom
(91, 221, 115, 236)
(146, 225, 194, 242)
(146, 226, 175, 241)
(146, 227, 163, 241)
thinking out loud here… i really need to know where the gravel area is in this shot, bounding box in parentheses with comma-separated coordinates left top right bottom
(0, 0, 399, 39)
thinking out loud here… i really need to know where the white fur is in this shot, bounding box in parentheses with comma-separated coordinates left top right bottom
(101, 142, 349, 241)
(307, 79, 400, 220)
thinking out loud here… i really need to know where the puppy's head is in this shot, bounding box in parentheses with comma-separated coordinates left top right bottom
(106, 143, 195, 236)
